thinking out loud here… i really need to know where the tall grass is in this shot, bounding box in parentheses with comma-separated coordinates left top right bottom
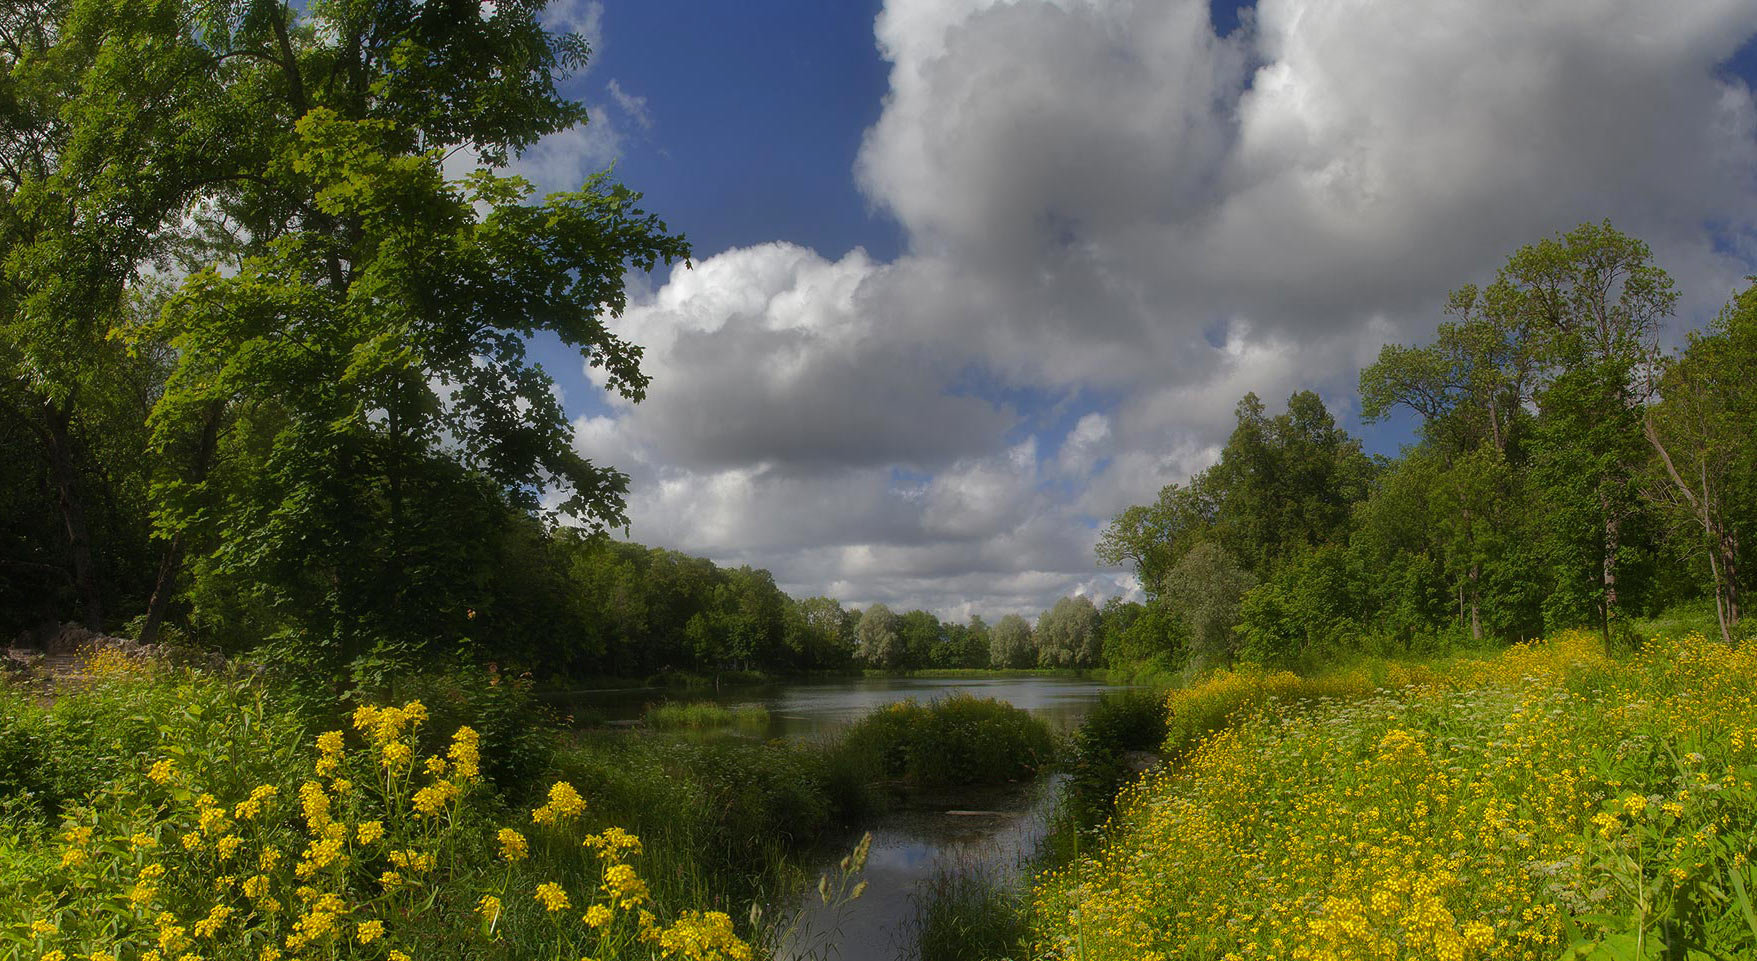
(905, 857, 1030, 961)
(643, 700, 771, 731)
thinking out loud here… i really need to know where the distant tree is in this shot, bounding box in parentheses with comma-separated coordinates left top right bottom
(990, 613, 1035, 668)
(1098, 391, 1372, 596)
(959, 614, 992, 667)
(1163, 542, 1256, 670)
(1035, 595, 1101, 667)
(898, 609, 945, 669)
(789, 595, 855, 668)
(856, 604, 903, 669)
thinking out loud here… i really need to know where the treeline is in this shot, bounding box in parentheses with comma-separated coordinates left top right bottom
(1099, 222, 1757, 672)
(530, 537, 1121, 675)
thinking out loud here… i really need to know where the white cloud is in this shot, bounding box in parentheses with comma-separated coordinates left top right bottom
(607, 79, 653, 131)
(508, 118, 624, 194)
(566, 0, 1757, 620)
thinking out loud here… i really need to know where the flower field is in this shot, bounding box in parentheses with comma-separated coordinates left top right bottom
(1030, 632, 1757, 960)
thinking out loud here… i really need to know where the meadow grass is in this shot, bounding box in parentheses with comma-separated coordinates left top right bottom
(1029, 630, 1757, 960)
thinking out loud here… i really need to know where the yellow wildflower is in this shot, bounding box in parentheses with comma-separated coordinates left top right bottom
(497, 827, 528, 861)
(478, 895, 502, 923)
(535, 882, 570, 913)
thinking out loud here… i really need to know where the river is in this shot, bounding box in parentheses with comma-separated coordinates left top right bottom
(559, 673, 1119, 961)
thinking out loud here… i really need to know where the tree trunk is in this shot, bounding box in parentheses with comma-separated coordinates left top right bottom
(40, 402, 103, 631)
(1643, 412, 1740, 645)
(138, 533, 184, 645)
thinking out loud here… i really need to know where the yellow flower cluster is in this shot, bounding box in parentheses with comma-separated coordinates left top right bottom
(13, 686, 760, 961)
(534, 881, 571, 913)
(531, 779, 587, 825)
(654, 910, 754, 961)
(497, 827, 529, 861)
(1031, 631, 1757, 960)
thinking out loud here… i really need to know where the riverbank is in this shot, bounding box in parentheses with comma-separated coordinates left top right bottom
(1026, 630, 1757, 959)
(0, 653, 1071, 961)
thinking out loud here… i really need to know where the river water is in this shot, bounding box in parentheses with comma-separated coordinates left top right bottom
(560, 674, 1120, 961)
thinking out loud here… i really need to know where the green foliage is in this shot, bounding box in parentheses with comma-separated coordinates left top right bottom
(989, 614, 1035, 669)
(1163, 541, 1256, 669)
(832, 694, 1056, 788)
(1034, 595, 1101, 668)
(643, 701, 771, 731)
(1058, 688, 1169, 831)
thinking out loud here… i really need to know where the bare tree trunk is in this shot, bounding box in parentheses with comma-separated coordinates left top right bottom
(1644, 412, 1741, 645)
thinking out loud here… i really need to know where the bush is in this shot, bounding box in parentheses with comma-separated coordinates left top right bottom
(1059, 688, 1169, 830)
(544, 731, 849, 914)
(833, 694, 1056, 787)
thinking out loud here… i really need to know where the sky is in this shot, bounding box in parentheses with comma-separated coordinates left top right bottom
(509, 0, 1757, 623)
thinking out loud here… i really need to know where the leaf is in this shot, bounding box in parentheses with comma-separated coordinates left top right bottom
(1726, 864, 1757, 942)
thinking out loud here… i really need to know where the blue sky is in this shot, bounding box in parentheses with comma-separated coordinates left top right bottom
(516, 0, 1757, 620)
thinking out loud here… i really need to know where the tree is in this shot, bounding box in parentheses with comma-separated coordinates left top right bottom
(133, 1, 688, 667)
(856, 603, 902, 669)
(1642, 283, 1757, 643)
(1504, 223, 1676, 649)
(897, 609, 945, 669)
(1162, 541, 1255, 670)
(989, 613, 1034, 669)
(1035, 595, 1101, 667)
(1360, 284, 1539, 458)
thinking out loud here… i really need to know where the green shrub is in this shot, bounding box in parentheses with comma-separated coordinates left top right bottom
(1059, 688, 1168, 830)
(833, 694, 1056, 787)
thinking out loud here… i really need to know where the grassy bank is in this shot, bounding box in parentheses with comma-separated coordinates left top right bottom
(1029, 630, 1757, 959)
(0, 656, 1059, 960)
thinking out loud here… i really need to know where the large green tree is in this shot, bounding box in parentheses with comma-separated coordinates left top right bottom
(131, 0, 688, 667)
(1506, 223, 1676, 649)
(2, 0, 238, 631)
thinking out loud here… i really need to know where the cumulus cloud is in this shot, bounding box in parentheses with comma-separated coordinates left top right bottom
(570, 0, 1757, 619)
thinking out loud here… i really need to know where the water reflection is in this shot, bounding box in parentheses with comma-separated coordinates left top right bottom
(779, 777, 1062, 961)
(556, 673, 1119, 740)
(557, 675, 1122, 961)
